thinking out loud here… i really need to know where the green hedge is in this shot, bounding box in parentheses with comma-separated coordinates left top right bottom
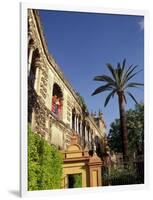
(28, 126, 63, 191)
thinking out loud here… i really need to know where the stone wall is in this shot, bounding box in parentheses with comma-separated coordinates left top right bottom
(28, 9, 106, 151)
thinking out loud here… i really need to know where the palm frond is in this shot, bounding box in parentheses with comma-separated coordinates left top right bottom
(91, 84, 112, 96)
(122, 59, 126, 71)
(117, 62, 121, 70)
(121, 58, 126, 79)
(125, 64, 134, 75)
(92, 59, 143, 108)
(125, 82, 144, 89)
(93, 75, 116, 86)
(124, 65, 138, 81)
(118, 59, 126, 88)
(104, 90, 116, 107)
(127, 92, 138, 104)
(117, 62, 123, 83)
(126, 69, 143, 83)
(106, 63, 117, 81)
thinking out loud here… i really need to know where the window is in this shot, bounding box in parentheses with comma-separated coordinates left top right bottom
(52, 83, 63, 119)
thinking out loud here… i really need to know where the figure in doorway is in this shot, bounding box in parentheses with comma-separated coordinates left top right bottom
(52, 95, 63, 118)
(55, 97, 60, 115)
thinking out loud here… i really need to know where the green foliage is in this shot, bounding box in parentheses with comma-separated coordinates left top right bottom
(109, 164, 141, 185)
(108, 103, 144, 156)
(73, 174, 82, 188)
(102, 162, 144, 186)
(92, 59, 143, 107)
(68, 174, 82, 188)
(28, 126, 63, 191)
(108, 119, 122, 153)
(92, 59, 143, 162)
(127, 103, 144, 155)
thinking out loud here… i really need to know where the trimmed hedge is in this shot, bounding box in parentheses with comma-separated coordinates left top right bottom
(28, 126, 63, 191)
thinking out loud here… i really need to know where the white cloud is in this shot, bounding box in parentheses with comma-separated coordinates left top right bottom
(138, 19, 144, 31)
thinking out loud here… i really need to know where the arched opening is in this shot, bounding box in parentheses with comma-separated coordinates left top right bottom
(28, 48, 40, 89)
(72, 108, 76, 130)
(28, 39, 34, 56)
(51, 83, 63, 119)
(78, 116, 81, 134)
(28, 46, 40, 123)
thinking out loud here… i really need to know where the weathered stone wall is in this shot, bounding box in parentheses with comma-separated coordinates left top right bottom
(28, 9, 106, 151)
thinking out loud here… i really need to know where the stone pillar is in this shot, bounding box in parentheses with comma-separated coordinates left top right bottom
(74, 115, 76, 132)
(91, 131, 93, 148)
(77, 117, 79, 133)
(28, 16, 33, 42)
(72, 114, 75, 130)
(88, 154, 102, 187)
(88, 127, 90, 142)
(76, 116, 79, 133)
(88, 129, 91, 146)
(85, 125, 87, 142)
(80, 120, 82, 136)
(78, 118, 80, 134)
(34, 57, 42, 92)
(28, 43, 35, 75)
(81, 122, 85, 147)
(89, 130, 91, 143)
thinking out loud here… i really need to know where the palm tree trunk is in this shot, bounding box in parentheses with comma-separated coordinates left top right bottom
(118, 92, 128, 163)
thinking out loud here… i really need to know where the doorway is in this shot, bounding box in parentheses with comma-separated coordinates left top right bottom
(68, 174, 82, 188)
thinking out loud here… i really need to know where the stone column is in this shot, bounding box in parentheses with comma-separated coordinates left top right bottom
(89, 130, 93, 150)
(88, 155, 102, 187)
(83, 123, 86, 147)
(80, 120, 82, 136)
(78, 118, 80, 134)
(75, 115, 77, 133)
(34, 57, 42, 92)
(76, 115, 79, 133)
(28, 16, 33, 42)
(77, 116, 79, 134)
(90, 130, 92, 143)
(89, 130, 91, 142)
(85, 125, 87, 142)
(88, 127, 90, 142)
(74, 115, 77, 132)
(28, 43, 35, 75)
(72, 114, 75, 130)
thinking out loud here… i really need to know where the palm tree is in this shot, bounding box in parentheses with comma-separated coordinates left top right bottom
(91, 59, 143, 162)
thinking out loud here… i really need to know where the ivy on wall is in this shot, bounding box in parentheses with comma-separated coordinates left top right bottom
(28, 125, 63, 191)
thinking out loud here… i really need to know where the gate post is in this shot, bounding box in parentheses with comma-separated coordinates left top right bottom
(88, 155, 102, 187)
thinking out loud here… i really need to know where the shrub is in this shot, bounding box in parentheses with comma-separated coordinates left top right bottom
(102, 162, 143, 186)
(28, 126, 63, 191)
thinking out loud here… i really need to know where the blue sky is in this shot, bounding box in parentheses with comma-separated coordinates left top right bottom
(39, 10, 144, 131)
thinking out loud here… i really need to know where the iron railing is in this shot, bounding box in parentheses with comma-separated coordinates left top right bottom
(102, 159, 144, 186)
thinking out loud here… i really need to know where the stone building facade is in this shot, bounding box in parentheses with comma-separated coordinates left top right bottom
(28, 9, 107, 154)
